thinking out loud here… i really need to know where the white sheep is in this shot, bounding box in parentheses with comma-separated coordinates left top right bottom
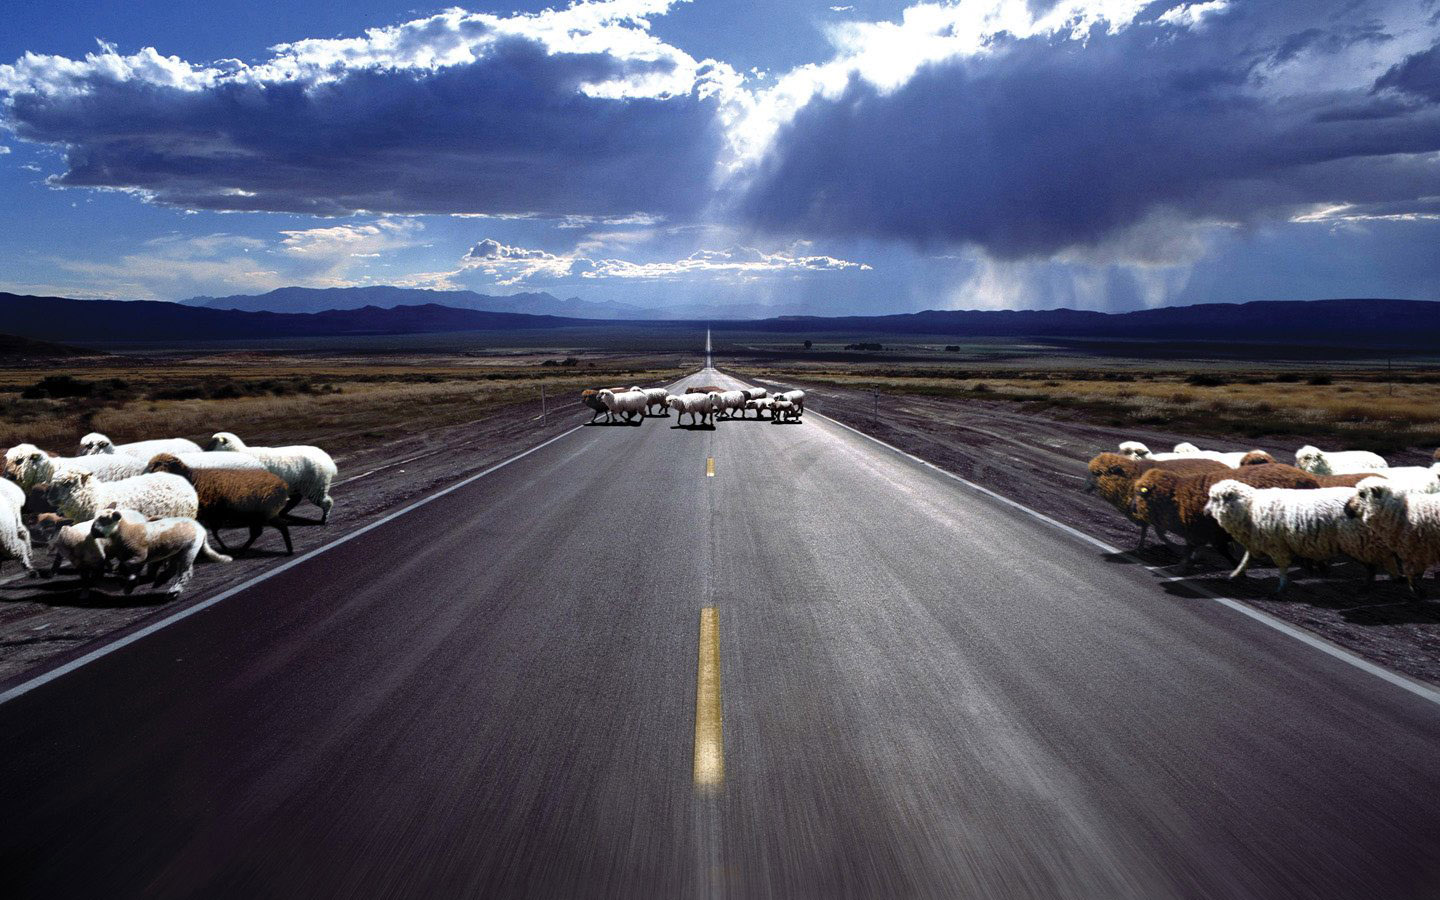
(0, 478, 25, 514)
(4, 443, 147, 490)
(776, 390, 805, 414)
(630, 387, 670, 416)
(1294, 445, 1388, 476)
(46, 470, 199, 521)
(207, 432, 337, 522)
(90, 509, 230, 598)
(667, 392, 715, 426)
(148, 451, 266, 471)
(771, 398, 799, 422)
(1349, 476, 1440, 594)
(744, 397, 775, 420)
(598, 389, 648, 424)
(1171, 443, 1267, 468)
(78, 432, 202, 457)
(1206, 481, 1397, 592)
(0, 500, 32, 574)
(742, 387, 768, 401)
(708, 390, 748, 420)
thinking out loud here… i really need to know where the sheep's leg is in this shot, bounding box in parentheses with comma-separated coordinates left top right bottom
(1228, 550, 1252, 580)
(1179, 545, 1198, 574)
(281, 493, 303, 515)
(274, 521, 294, 555)
(1273, 555, 1291, 594)
(210, 528, 234, 554)
(238, 526, 262, 553)
(319, 495, 333, 524)
(1153, 528, 1175, 551)
(1134, 523, 1148, 551)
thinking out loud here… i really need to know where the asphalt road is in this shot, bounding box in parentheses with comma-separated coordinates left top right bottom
(2, 367, 1440, 898)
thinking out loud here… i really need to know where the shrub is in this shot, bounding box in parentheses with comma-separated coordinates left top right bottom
(1307, 374, 1333, 386)
(1185, 373, 1227, 387)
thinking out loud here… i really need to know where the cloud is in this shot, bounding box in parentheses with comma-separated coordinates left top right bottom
(458, 238, 869, 285)
(0, 145, 9, 154)
(734, 0, 1440, 261)
(0, 2, 732, 218)
(1376, 40, 1440, 101)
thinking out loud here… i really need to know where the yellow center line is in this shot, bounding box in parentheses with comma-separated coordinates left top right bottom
(693, 607, 724, 787)
(706, 457, 715, 477)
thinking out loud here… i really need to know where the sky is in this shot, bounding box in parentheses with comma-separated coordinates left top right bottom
(1, 0, 1438, 316)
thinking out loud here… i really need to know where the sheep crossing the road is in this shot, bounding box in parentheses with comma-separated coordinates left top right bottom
(580, 382, 806, 427)
(1089, 436, 1440, 595)
(2, 428, 340, 599)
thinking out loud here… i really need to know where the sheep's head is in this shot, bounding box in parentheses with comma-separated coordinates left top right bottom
(1294, 445, 1326, 474)
(78, 432, 115, 455)
(46, 470, 90, 500)
(628, 386, 642, 393)
(1347, 477, 1395, 519)
(91, 508, 125, 538)
(207, 432, 245, 452)
(1240, 451, 1275, 466)
(146, 453, 190, 478)
(1085, 453, 1139, 503)
(1173, 442, 1201, 453)
(7, 444, 52, 489)
(706, 391, 724, 411)
(1117, 441, 1151, 459)
(1130, 469, 1179, 521)
(1205, 479, 1252, 520)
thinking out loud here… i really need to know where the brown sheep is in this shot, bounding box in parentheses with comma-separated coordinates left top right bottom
(1132, 463, 1321, 571)
(686, 385, 723, 395)
(1239, 451, 1276, 466)
(1315, 472, 1380, 488)
(90, 509, 230, 597)
(580, 389, 610, 423)
(1433, 448, 1440, 463)
(1084, 453, 1229, 550)
(145, 453, 293, 555)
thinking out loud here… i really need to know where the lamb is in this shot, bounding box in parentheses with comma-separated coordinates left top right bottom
(1347, 477, 1440, 594)
(745, 397, 775, 420)
(1294, 445, 1388, 476)
(1084, 452, 1228, 550)
(1130, 463, 1320, 571)
(631, 387, 670, 416)
(771, 398, 801, 422)
(597, 389, 648, 424)
(5, 443, 147, 490)
(46, 470, 199, 522)
(146, 454, 294, 555)
(581, 389, 613, 423)
(207, 432, 337, 522)
(667, 392, 715, 426)
(0, 500, 32, 574)
(708, 390, 748, 420)
(1206, 482, 1397, 593)
(89, 509, 230, 598)
(45, 518, 112, 593)
(78, 432, 202, 457)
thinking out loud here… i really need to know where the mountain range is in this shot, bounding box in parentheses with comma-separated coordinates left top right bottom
(1, 292, 1438, 349)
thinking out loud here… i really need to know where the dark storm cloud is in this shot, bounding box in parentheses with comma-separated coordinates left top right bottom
(739, 1, 1440, 259)
(1376, 40, 1440, 100)
(2, 36, 725, 218)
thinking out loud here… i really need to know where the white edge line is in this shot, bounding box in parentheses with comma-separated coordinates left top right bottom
(810, 408, 1440, 709)
(0, 423, 589, 706)
(0, 369, 705, 705)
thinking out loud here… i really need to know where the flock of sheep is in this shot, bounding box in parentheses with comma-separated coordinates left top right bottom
(1088, 440, 1440, 594)
(0, 431, 337, 599)
(581, 384, 806, 427)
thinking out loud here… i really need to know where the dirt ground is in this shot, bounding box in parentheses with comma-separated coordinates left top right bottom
(732, 369, 1440, 686)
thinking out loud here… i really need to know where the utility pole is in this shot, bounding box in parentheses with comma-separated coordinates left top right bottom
(541, 383, 548, 427)
(873, 389, 879, 422)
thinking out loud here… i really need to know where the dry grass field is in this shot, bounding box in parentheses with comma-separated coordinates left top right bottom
(0, 349, 697, 453)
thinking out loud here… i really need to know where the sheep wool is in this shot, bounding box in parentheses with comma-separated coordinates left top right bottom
(0, 477, 25, 514)
(1205, 482, 1396, 592)
(146, 454, 294, 555)
(207, 432, 337, 522)
(0, 500, 32, 574)
(631, 387, 670, 415)
(45, 470, 199, 521)
(667, 393, 714, 426)
(1083, 453, 1227, 550)
(598, 389, 648, 423)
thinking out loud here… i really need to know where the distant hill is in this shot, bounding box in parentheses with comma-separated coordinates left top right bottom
(715, 298, 1440, 347)
(184, 286, 653, 320)
(0, 331, 103, 361)
(0, 293, 591, 343)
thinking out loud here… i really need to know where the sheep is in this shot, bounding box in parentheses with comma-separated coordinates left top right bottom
(5, 443, 147, 490)
(46, 470, 199, 522)
(1130, 463, 1320, 571)
(686, 385, 723, 395)
(708, 390, 748, 420)
(146, 454, 294, 555)
(667, 392, 715, 427)
(581, 389, 613, 423)
(0, 500, 32, 575)
(771, 398, 802, 422)
(1239, 451, 1277, 466)
(0, 477, 24, 514)
(1206, 482, 1398, 593)
(78, 433, 202, 458)
(1294, 445, 1388, 476)
(597, 389, 648, 424)
(207, 432, 337, 522)
(1122, 441, 1232, 465)
(153, 451, 266, 472)
(742, 387, 768, 401)
(745, 397, 775, 420)
(631, 387, 670, 416)
(1157, 441, 1265, 467)
(1348, 477, 1440, 594)
(1315, 472, 1380, 488)
(89, 509, 230, 598)
(1118, 441, 1153, 459)
(45, 518, 110, 593)
(776, 390, 806, 414)
(1084, 452, 1229, 550)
